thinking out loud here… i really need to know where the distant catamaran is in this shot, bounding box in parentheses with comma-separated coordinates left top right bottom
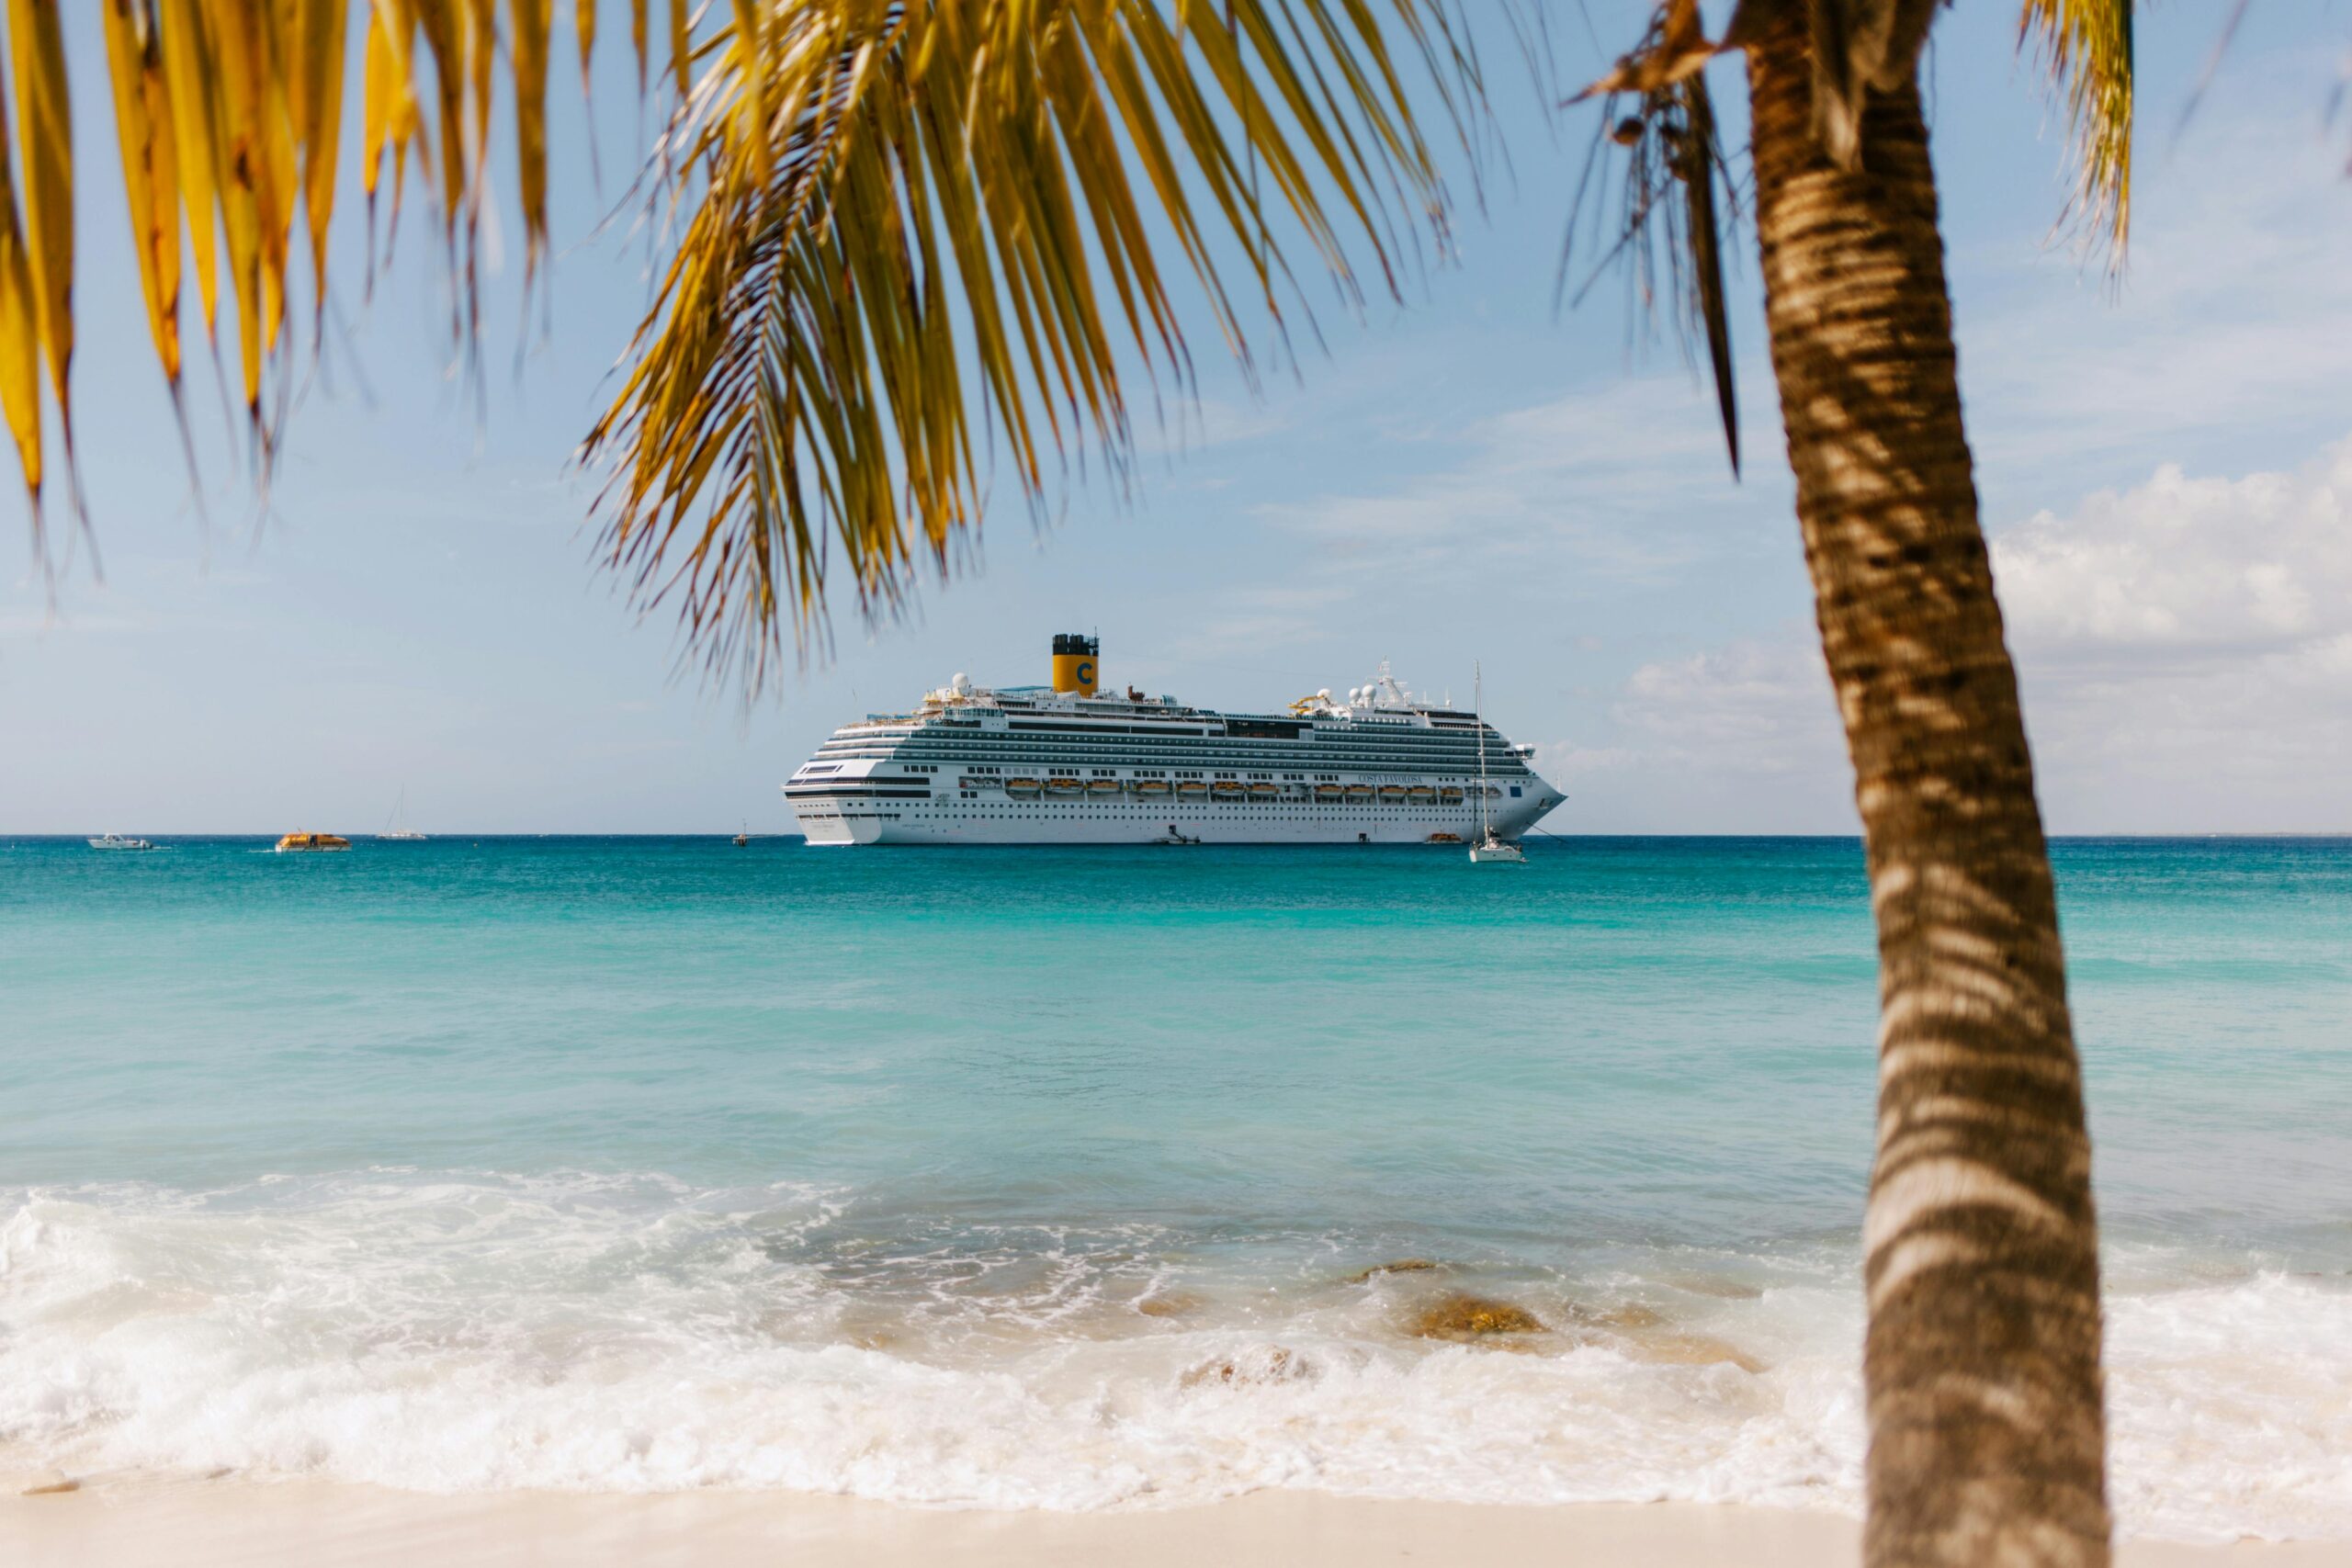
(379, 788, 427, 841)
(1468, 663, 1526, 865)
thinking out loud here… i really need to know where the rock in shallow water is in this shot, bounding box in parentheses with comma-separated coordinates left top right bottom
(1412, 1293, 1546, 1340)
(1346, 1258, 1441, 1284)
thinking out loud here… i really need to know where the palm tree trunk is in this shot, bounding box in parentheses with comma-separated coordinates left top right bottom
(1742, 14, 2111, 1567)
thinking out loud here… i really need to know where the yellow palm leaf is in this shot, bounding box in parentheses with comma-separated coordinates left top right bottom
(157, 0, 221, 343)
(2019, 0, 2133, 256)
(511, 0, 553, 285)
(0, 59, 40, 514)
(102, 0, 183, 389)
(10, 0, 73, 421)
(291, 0, 348, 318)
(582, 0, 1464, 694)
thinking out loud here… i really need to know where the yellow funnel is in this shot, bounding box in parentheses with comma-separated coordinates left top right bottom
(1051, 633, 1099, 694)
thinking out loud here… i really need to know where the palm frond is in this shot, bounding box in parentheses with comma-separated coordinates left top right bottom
(1564, 1, 1742, 477)
(581, 1, 1469, 695)
(2019, 0, 2134, 259)
(0, 0, 700, 551)
(5, 1, 1461, 685)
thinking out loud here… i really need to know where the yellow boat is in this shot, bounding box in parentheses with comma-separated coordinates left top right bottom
(1439, 786, 1465, 803)
(1211, 781, 1244, 796)
(1088, 779, 1123, 794)
(1344, 784, 1374, 799)
(1177, 781, 1209, 795)
(1379, 785, 1409, 800)
(1134, 780, 1172, 796)
(1408, 784, 1436, 801)
(274, 831, 351, 852)
(1007, 777, 1042, 794)
(1046, 777, 1083, 795)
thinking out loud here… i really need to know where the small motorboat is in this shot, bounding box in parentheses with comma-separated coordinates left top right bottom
(87, 833, 155, 851)
(275, 831, 351, 852)
(1150, 827, 1202, 846)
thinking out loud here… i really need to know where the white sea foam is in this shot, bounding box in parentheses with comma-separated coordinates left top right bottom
(1, 1179, 2345, 1540)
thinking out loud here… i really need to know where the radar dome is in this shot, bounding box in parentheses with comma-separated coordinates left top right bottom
(951, 671, 971, 695)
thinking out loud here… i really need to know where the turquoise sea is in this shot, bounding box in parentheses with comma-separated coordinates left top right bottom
(3, 837, 2348, 1538)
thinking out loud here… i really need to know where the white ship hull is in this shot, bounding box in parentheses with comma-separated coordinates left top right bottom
(794, 794, 1549, 846)
(786, 642, 1562, 849)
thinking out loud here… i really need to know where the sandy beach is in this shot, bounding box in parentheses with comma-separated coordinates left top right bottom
(2, 1479, 2339, 1568)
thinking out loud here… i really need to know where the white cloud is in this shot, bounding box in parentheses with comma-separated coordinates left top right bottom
(1957, 111, 2352, 482)
(1989, 434, 2352, 830)
(1133, 396, 1288, 458)
(1616, 641, 1839, 766)
(1993, 436, 2352, 658)
(1530, 741, 1640, 780)
(1185, 582, 1357, 651)
(1565, 435, 2352, 833)
(1251, 373, 1778, 588)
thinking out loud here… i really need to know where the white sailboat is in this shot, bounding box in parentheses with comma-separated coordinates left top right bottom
(1468, 663, 1525, 864)
(378, 787, 427, 841)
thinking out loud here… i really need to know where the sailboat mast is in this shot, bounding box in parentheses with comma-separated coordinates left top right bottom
(1476, 663, 1490, 839)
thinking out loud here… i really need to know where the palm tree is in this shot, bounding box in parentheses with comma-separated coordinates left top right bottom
(1732, 7, 2124, 1562)
(13, 4, 2133, 1562)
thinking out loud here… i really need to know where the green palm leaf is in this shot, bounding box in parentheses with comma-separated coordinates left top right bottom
(580, 1, 1469, 694)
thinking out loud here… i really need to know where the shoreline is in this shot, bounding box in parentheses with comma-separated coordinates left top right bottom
(2, 1479, 2336, 1568)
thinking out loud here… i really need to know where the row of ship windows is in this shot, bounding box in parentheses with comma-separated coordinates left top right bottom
(818, 747, 1533, 771)
(817, 744, 1517, 759)
(941, 797, 1505, 806)
(820, 750, 1512, 765)
(819, 732, 1507, 750)
(814, 807, 1493, 816)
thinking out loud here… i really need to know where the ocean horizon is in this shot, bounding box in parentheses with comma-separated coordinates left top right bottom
(5, 835, 2348, 1540)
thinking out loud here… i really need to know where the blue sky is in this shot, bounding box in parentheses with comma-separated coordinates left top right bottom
(4, 4, 2348, 835)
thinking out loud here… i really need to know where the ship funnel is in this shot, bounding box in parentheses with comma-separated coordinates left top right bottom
(1051, 632, 1100, 695)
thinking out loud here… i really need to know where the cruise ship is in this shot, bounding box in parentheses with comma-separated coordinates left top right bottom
(785, 635, 1562, 846)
